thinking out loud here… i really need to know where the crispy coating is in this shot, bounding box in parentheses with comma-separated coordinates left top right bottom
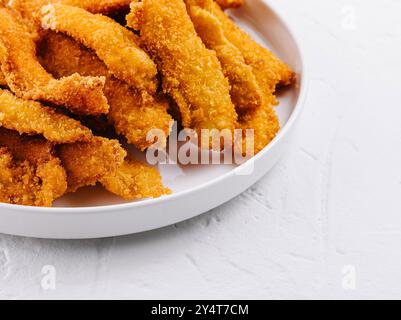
(186, 1, 262, 111)
(100, 158, 171, 200)
(61, 0, 132, 13)
(127, 0, 237, 138)
(211, 1, 293, 92)
(10, 0, 132, 18)
(9, 0, 132, 37)
(0, 8, 109, 115)
(238, 96, 280, 155)
(0, 70, 6, 86)
(0, 144, 67, 207)
(40, 32, 173, 151)
(0, 127, 54, 164)
(41, 4, 158, 93)
(215, 0, 244, 9)
(58, 136, 126, 192)
(204, 2, 288, 153)
(0, 89, 92, 143)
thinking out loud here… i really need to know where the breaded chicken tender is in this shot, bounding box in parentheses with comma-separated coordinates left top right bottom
(11, 0, 132, 18)
(211, 2, 293, 92)
(40, 32, 173, 151)
(41, 4, 158, 93)
(58, 137, 126, 192)
(0, 127, 55, 164)
(0, 132, 67, 207)
(0, 8, 109, 115)
(127, 0, 237, 140)
(0, 89, 92, 143)
(238, 95, 280, 154)
(62, 0, 132, 13)
(9, 0, 132, 38)
(0, 148, 66, 206)
(186, 1, 262, 111)
(202, 2, 292, 154)
(215, 0, 244, 9)
(100, 158, 171, 200)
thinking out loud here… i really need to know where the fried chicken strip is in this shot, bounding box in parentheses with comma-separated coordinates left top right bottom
(0, 127, 54, 164)
(41, 4, 158, 93)
(9, 0, 132, 38)
(40, 32, 172, 151)
(215, 0, 244, 10)
(199, 2, 288, 154)
(10, 0, 132, 19)
(58, 137, 126, 192)
(0, 131, 67, 207)
(0, 8, 108, 115)
(61, 0, 132, 13)
(238, 96, 280, 154)
(0, 89, 92, 143)
(100, 159, 171, 200)
(210, 2, 294, 91)
(127, 0, 237, 139)
(186, 1, 262, 111)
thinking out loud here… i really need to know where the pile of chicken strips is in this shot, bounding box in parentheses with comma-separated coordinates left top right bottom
(0, 0, 293, 207)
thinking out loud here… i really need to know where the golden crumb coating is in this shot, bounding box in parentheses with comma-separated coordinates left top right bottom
(100, 158, 171, 200)
(0, 70, 6, 86)
(0, 146, 67, 207)
(127, 0, 237, 138)
(203, 2, 289, 154)
(237, 96, 280, 155)
(186, 1, 262, 111)
(0, 127, 55, 164)
(61, 0, 132, 13)
(9, 0, 132, 38)
(0, 8, 109, 115)
(40, 32, 173, 151)
(41, 4, 158, 93)
(10, 0, 132, 19)
(215, 0, 244, 9)
(211, 2, 294, 92)
(0, 89, 92, 143)
(58, 137, 126, 192)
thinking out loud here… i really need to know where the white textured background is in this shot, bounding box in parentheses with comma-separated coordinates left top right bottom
(1, 0, 401, 299)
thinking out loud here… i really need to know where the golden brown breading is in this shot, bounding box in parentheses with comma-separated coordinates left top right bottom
(211, 2, 294, 91)
(62, 0, 132, 13)
(58, 137, 126, 192)
(201, 2, 290, 154)
(215, 0, 244, 9)
(9, 0, 132, 39)
(0, 70, 6, 86)
(238, 95, 280, 155)
(40, 32, 173, 151)
(186, 1, 262, 111)
(41, 4, 158, 94)
(100, 158, 171, 200)
(0, 89, 92, 143)
(0, 144, 67, 207)
(0, 127, 55, 164)
(10, 0, 132, 19)
(0, 8, 109, 116)
(127, 0, 237, 141)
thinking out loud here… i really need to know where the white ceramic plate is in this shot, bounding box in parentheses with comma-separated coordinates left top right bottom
(0, 0, 307, 239)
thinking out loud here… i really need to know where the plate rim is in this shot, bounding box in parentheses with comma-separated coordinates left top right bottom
(0, 0, 308, 215)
